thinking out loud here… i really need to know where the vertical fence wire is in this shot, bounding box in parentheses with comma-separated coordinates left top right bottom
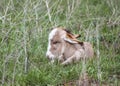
(1, 0, 11, 85)
(23, 0, 29, 74)
(96, 23, 101, 86)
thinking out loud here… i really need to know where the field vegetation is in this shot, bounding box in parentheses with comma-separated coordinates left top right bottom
(0, 0, 120, 85)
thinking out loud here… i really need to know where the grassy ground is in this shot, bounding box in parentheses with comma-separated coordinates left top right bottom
(0, 0, 120, 85)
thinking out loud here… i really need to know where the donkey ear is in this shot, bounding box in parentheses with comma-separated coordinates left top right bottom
(63, 32, 83, 44)
(63, 29, 81, 38)
(74, 34, 81, 38)
(63, 37, 78, 43)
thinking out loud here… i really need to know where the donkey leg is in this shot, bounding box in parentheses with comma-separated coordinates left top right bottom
(61, 55, 75, 65)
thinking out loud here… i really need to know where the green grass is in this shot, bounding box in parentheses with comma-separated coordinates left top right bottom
(0, 0, 120, 85)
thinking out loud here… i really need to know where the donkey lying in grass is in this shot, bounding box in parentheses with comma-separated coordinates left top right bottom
(46, 27, 94, 65)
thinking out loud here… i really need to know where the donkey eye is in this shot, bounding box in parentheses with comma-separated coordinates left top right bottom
(53, 41, 58, 44)
(53, 41, 60, 44)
